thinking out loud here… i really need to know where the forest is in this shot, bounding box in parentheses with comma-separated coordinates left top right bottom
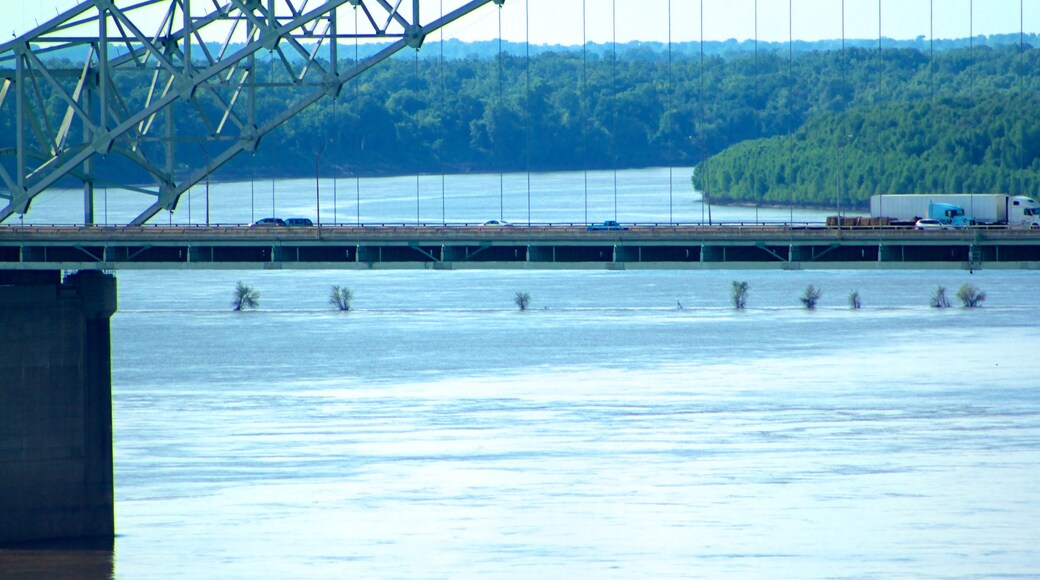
(5, 39, 1039, 206)
(692, 93, 1040, 209)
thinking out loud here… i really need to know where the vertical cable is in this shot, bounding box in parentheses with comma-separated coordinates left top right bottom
(333, 96, 338, 224)
(582, 0, 588, 225)
(877, 0, 883, 97)
(1020, 0, 1025, 181)
(612, 0, 617, 221)
(526, 0, 531, 226)
(250, 155, 255, 223)
(878, 0, 883, 199)
(270, 55, 276, 218)
(788, 0, 793, 224)
(415, 48, 420, 226)
(699, 0, 708, 224)
(754, 0, 759, 221)
(970, 0, 975, 207)
(440, 0, 446, 224)
(355, 6, 361, 224)
(498, 7, 504, 222)
(497, 6, 504, 221)
(668, 0, 673, 224)
(839, 0, 846, 223)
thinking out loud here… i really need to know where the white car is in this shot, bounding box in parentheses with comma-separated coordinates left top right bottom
(915, 218, 952, 230)
(482, 219, 513, 227)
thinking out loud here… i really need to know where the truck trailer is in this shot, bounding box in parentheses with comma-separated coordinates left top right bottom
(870, 194, 1040, 227)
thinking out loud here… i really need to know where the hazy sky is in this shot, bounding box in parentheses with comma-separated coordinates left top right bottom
(7, 0, 1038, 45)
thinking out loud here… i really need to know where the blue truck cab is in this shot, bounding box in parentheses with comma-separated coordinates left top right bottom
(928, 203, 970, 228)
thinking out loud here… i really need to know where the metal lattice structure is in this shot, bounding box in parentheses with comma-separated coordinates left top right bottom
(0, 0, 502, 225)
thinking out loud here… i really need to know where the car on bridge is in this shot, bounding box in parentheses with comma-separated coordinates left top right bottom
(482, 219, 514, 227)
(285, 218, 314, 227)
(251, 217, 286, 227)
(915, 218, 954, 230)
(587, 220, 628, 231)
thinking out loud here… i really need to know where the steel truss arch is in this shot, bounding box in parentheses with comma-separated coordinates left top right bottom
(0, 0, 501, 225)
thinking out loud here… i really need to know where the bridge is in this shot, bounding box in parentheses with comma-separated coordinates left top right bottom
(2, 0, 1038, 548)
(2, 224, 1040, 270)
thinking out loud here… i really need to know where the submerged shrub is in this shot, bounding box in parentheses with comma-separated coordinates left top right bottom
(930, 286, 951, 308)
(732, 281, 749, 310)
(956, 284, 986, 308)
(232, 281, 260, 311)
(514, 291, 531, 311)
(329, 285, 354, 311)
(849, 290, 862, 309)
(800, 284, 822, 310)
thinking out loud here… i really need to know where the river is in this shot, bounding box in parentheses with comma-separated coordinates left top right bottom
(1, 169, 1038, 579)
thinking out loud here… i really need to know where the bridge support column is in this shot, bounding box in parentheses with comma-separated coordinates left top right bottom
(0, 270, 117, 544)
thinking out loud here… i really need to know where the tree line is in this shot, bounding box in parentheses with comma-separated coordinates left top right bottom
(694, 93, 1040, 208)
(5, 40, 1040, 204)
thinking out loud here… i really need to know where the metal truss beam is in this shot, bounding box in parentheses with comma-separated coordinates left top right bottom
(0, 0, 502, 225)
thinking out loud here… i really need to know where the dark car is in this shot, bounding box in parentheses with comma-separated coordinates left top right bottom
(587, 220, 628, 231)
(251, 217, 286, 227)
(285, 218, 314, 227)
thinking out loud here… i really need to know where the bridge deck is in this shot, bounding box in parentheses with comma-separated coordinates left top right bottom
(1, 225, 1039, 270)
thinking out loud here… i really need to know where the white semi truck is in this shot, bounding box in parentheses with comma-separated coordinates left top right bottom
(870, 194, 1040, 227)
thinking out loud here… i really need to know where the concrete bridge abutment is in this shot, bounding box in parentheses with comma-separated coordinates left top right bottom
(0, 270, 117, 544)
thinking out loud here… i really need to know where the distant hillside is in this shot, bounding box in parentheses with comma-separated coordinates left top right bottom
(693, 94, 1040, 208)
(27, 33, 1040, 64)
(4, 37, 1038, 189)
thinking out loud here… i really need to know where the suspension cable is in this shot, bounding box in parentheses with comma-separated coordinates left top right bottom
(929, 0, 934, 101)
(754, 0, 759, 222)
(612, 0, 617, 221)
(668, 0, 673, 224)
(497, 5, 504, 221)
(970, 0, 975, 204)
(270, 54, 276, 217)
(525, 0, 531, 226)
(415, 48, 420, 226)
(700, 0, 710, 225)
(355, 5, 361, 225)
(440, 0, 446, 225)
(877, 0, 883, 200)
(582, 0, 588, 225)
(333, 96, 339, 224)
(839, 0, 846, 223)
(788, 0, 793, 224)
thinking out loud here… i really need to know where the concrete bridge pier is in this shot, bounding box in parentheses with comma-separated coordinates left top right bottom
(0, 270, 117, 544)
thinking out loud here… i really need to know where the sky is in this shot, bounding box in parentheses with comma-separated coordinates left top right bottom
(6, 0, 1039, 46)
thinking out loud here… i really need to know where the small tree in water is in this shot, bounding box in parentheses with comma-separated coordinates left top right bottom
(848, 290, 862, 309)
(930, 286, 951, 308)
(800, 284, 822, 310)
(732, 281, 749, 310)
(232, 281, 260, 311)
(329, 285, 354, 311)
(514, 291, 531, 311)
(956, 283, 986, 308)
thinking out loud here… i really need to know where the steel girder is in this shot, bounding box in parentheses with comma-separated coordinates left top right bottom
(0, 0, 502, 225)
